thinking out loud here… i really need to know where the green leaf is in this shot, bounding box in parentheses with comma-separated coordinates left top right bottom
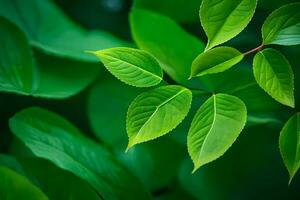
(0, 0, 130, 62)
(188, 93, 247, 172)
(126, 85, 192, 149)
(0, 17, 36, 94)
(90, 47, 163, 87)
(88, 76, 143, 149)
(279, 113, 300, 184)
(9, 107, 151, 200)
(191, 46, 244, 77)
(0, 154, 26, 176)
(262, 3, 300, 46)
(133, 0, 201, 23)
(130, 9, 205, 84)
(19, 158, 101, 200)
(200, 0, 257, 50)
(0, 166, 48, 200)
(0, 17, 99, 98)
(253, 48, 294, 108)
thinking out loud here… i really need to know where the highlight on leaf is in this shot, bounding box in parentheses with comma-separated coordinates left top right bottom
(126, 85, 192, 150)
(188, 93, 247, 172)
(90, 47, 163, 88)
(253, 48, 294, 108)
(191, 46, 244, 78)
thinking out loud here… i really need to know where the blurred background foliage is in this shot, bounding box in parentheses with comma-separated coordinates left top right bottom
(0, 0, 300, 199)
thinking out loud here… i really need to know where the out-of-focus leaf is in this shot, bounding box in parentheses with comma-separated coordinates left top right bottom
(200, 0, 257, 50)
(130, 9, 204, 84)
(19, 158, 101, 200)
(0, 17, 100, 98)
(188, 94, 247, 172)
(0, 0, 130, 62)
(199, 66, 282, 126)
(262, 3, 300, 46)
(91, 47, 163, 87)
(279, 113, 300, 183)
(0, 17, 36, 94)
(127, 85, 192, 149)
(0, 166, 48, 200)
(253, 48, 294, 108)
(191, 46, 243, 77)
(0, 154, 26, 176)
(133, 0, 201, 23)
(9, 107, 152, 200)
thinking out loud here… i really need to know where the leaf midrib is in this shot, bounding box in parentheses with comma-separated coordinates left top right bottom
(197, 94, 217, 164)
(259, 51, 290, 99)
(134, 88, 188, 139)
(100, 53, 162, 81)
(207, 0, 246, 48)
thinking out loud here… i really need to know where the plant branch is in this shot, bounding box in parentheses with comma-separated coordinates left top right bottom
(243, 44, 264, 56)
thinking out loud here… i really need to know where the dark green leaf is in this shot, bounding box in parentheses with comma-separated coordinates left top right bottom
(133, 0, 201, 23)
(0, 17, 99, 98)
(0, 166, 48, 200)
(9, 107, 151, 200)
(0, 17, 36, 94)
(279, 113, 300, 183)
(0, 0, 130, 62)
(130, 9, 204, 84)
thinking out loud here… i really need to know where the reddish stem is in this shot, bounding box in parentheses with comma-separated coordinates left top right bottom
(244, 44, 265, 56)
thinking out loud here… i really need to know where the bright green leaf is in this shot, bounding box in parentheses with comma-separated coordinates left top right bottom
(191, 46, 244, 77)
(126, 85, 192, 149)
(253, 48, 294, 108)
(262, 3, 300, 46)
(188, 93, 247, 172)
(0, 166, 48, 200)
(90, 47, 163, 87)
(0, 0, 130, 62)
(130, 9, 204, 84)
(9, 107, 151, 200)
(200, 0, 257, 50)
(279, 113, 300, 183)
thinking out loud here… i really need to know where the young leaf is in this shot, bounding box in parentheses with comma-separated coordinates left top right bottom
(19, 159, 101, 200)
(191, 46, 244, 77)
(90, 47, 163, 87)
(126, 85, 192, 149)
(0, 0, 130, 62)
(188, 93, 247, 172)
(0, 17, 36, 94)
(200, 0, 257, 50)
(0, 166, 48, 200)
(253, 48, 294, 108)
(130, 9, 205, 84)
(262, 3, 300, 46)
(9, 107, 152, 200)
(279, 113, 300, 184)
